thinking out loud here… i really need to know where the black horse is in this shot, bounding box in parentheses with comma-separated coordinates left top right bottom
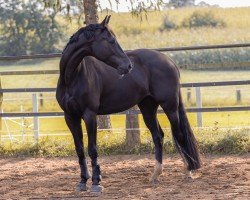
(56, 16, 201, 193)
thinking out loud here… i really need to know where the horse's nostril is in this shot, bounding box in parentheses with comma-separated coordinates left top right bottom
(128, 64, 133, 70)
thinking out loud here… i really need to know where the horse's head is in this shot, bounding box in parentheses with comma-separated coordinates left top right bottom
(91, 16, 133, 75)
(63, 15, 132, 75)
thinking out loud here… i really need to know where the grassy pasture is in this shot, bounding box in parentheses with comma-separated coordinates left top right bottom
(58, 7, 250, 49)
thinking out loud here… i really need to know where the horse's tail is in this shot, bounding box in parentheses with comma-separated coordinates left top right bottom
(173, 92, 201, 171)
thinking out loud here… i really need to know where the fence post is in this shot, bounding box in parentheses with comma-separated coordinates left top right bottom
(187, 88, 191, 102)
(32, 93, 39, 141)
(195, 87, 203, 128)
(236, 89, 241, 103)
(39, 93, 44, 107)
(125, 106, 140, 149)
(97, 115, 112, 130)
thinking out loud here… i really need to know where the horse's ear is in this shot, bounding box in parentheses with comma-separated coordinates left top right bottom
(100, 15, 111, 27)
(106, 15, 111, 24)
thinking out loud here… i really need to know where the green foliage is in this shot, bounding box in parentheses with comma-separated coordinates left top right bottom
(159, 15, 177, 31)
(182, 11, 226, 28)
(169, 48, 250, 70)
(215, 131, 250, 154)
(0, 0, 28, 56)
(160, 10, 226, 32)
(0, 137, 75, 156)
(0, 129, 249, 156)
(0, 0, 63, 56)
(169, 0, 195, 8)
(198, 130, 250, 154)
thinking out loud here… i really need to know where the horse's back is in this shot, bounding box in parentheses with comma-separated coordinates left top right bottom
(127, 49, 180, 79)
(127, 49, 181, 103)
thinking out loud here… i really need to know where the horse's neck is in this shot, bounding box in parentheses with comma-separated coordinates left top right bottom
(60, 46, 90, 85)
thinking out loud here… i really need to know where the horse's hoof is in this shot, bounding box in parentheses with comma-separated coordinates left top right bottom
(185, 176, 194, 181)
(76, 183, 88, 191)
(149, 161, 162, 184)
(90, 185, 104, 193)
(184, 170, 196, 181)
(186, 171, 193, 179)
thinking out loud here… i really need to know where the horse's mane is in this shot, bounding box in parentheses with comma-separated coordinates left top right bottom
(63, 24, 102, 53)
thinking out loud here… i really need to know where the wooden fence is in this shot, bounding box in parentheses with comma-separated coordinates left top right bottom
(0, 80, 249, 133)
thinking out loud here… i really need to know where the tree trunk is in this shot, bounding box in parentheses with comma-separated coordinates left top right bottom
(83, 0, 111, 129)
(125, 106, 140, 149)
(0, 78, 2, 131)
(83, 0, 98, 24)
(97, 115, 112, 130)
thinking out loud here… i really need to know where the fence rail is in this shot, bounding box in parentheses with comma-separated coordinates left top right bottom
(0, 70, 59, 76)
(0, 80, 250, 93)
(0, 43, 250, 61)
(0, 80, 249, 118)
(1, 106, 250, 118)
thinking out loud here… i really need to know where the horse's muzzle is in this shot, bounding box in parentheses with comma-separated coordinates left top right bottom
(117, 63, 133, 75)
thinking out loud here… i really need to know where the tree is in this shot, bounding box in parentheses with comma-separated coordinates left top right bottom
(44, 0, 167, 19)
(83, 0, 98, 24)
(0, 0, 62, 56)
(0, 0, 28, 56)
(169, 0, 194, 8)
(27, 0, 63, 54)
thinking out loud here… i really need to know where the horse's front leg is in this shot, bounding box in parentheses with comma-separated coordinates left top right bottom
(64, 114, 90, 191)
(83, 109, 103, 193)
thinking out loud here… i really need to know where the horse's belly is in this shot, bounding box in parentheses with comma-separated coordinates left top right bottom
(97, 67, 150, 114)
(98, 89, 147, 115)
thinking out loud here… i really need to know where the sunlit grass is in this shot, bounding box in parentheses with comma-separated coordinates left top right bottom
(0, 128, 249, 156)
(1, 111, 250, 139)
(57, 7, 250, 49)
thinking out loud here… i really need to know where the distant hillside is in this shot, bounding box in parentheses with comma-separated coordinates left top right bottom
(59, 7, 250, 49)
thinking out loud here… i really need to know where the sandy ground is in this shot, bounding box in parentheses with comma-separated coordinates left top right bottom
(0, 154, 249, 200)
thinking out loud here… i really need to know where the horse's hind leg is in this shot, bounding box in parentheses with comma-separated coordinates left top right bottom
(138, 97, 164, 183)
(64, 114, 90, 191)
(160, 97, 201, 177)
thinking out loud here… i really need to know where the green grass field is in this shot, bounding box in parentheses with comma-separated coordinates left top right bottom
(57, 7, 250, 49)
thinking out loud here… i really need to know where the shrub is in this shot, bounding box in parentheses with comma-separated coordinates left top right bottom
(168, 48, 250, 70)
(182, 11, 226, 28)
(160, 16, 177, 31)
(215, 131, 250, 154)
(0, 129, 249, 156)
